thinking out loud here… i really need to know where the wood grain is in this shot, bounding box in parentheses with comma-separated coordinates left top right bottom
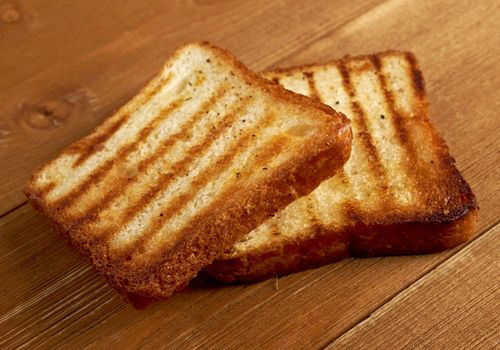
(328, 224, 500, 350)
(0, 0, 499, 349)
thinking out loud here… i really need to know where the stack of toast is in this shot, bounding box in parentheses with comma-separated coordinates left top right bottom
(25, 42, 477, 308)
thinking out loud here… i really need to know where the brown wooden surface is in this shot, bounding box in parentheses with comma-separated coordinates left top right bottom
(329, 224, 500, 350)
(0, 0, 499, 349)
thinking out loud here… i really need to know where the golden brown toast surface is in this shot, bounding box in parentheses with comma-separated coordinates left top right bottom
(24, 42, 352, 306)
(207, 51, 477, 283)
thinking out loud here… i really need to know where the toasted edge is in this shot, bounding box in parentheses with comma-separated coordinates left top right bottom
(206, 207, 478, 283)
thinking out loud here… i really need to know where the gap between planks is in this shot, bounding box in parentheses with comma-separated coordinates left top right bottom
(0, 201, 27, 219)
(0, 0, 389, 217)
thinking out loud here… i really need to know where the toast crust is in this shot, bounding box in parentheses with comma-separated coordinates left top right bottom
(207, 208, 477, 283)
(206, 51, 478, 283)
(24, 42, 351, 307)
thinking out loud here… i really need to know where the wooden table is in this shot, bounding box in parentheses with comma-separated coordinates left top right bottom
(1, 1, 499, 348)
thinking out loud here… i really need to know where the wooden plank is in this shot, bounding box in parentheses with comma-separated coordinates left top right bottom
(328, 224, 500, 349)
(0, 0, 384, 215)
(0, 207, 494, 348)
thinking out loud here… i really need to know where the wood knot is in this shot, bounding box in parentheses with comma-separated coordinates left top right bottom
(19, 88, 94, 131)
(1, 3, 22, 24)
(22, 99, 73, 130)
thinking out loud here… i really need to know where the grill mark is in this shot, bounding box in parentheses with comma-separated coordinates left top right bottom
(405, 53, 426, 100)
(348, 61, 372, 73)
(126, 111, 278, 256)
(354, 107, 386, 179)
(228, 134, 291, 236)
(334, 168, 352, 198)
(135, 90, 227, 174)
(403, 53, 451, 184)
(72, 114, 130, 167)
(68, 87, 230, 227)
(89, 96, 257, 248)
(370, 55, 414, 148)
(372, 55, 427, 207)
(53, 98, 184, 211)
(119, 97, 255, 225)
(338, 62, 387, 183)
(251, 135, 289, 168)
(142, 73, 173, 101)
(304, 71, 321, 100)
(70, 73, 173, 167)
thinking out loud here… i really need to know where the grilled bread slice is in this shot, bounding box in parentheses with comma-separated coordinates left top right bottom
(206, 51, 478, 282)
(24, 42, 352, 307)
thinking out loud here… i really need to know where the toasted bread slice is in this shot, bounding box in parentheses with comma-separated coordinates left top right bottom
(24, 42, 352, 307)
(206, 51, 478, 283)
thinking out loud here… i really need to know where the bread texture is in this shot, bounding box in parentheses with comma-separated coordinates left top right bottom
(206, 51, 478, 283)
(24, 42, 352, 307)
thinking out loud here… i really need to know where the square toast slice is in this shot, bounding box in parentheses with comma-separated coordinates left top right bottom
(24, 42, 352, 307)
(206, 51, 477, 282)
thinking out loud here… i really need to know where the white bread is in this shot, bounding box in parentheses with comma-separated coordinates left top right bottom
(24, 42, 352, 307)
